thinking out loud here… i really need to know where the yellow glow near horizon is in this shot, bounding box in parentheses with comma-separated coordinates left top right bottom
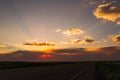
(86, 47, 100, 51)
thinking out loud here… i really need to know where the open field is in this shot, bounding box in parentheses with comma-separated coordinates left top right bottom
(0, 62, 97, 80)
(0, 61, 120, 80)
(98, 62, 120, 80)
(0, 61, 78, 69)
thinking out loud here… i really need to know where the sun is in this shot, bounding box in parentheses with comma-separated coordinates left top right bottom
(40, 54, 52, 58)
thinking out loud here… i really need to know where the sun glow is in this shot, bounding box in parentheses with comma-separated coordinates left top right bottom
(40, 54, 52, 58)
(29, 47, 55, 53)
(86, 47, 100, 51)
(43, 49, 54, 53)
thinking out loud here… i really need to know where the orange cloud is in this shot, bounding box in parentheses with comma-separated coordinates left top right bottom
(93, 3, 120, 24)
(63, 28, 84, 36)
(71, 39, 81, 44)
(117, 20, 120, 25)
(23, 42, 55, 46)
(0, 44, 6, 48)
(71, 38, 96, 45)
(112, 34, 120, 44)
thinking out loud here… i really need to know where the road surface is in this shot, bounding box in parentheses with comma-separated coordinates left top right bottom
(0, 62, 100, 80)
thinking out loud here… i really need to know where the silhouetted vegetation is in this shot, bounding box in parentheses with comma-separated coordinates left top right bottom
(99, 62, 120, 80)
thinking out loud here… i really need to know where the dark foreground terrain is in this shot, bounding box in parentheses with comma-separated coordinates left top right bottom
(0, 61, 119, 80)
(98, 62, 120, 80)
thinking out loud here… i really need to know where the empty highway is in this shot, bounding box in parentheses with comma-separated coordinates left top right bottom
(0, 62, 101, 80)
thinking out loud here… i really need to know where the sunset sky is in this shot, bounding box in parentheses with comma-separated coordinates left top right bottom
(0, 0, 120, 61)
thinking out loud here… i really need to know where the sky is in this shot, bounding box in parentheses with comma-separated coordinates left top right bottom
(0, 0, 120, 61)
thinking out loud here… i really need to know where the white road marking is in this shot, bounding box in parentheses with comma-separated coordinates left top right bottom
(70, 67, 88, 80)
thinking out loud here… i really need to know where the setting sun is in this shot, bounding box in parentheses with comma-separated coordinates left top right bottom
(40, 54, 52, 58)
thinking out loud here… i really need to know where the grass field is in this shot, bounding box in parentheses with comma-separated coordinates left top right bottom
(0, 61, 77, 69)
(0, 61, 120, 80)
(99, 62, 120, 80)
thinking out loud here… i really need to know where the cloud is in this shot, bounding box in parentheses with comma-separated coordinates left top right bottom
(0, 46, 120, 61)
(94, 46, 120, 54)
(112, 34, 120, 44)
(93, 3, 120, 23)
(117, 20, 120, 25)
(0, 44, 6, 48)
(84, 38, 95, 43)
(23, 42, 55, 46)
(70, 39, 81, 44)
(56, 29, 61, 32)
(100, 46, 117, 50)
(0, 51, 51, 61)
(71, 38, 96, 45)
(53, 48, 86, 54)
(89, 1, 97, 5)
(80, 38, 96, 44)
(63, 28, 84, 36)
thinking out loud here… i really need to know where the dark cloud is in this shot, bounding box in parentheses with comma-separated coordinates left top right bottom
(81, 38, 96, 44)
(0, 51, 53, 61)
(84, 38, 95, 43)
(23, 42, 55, 46)
(70, 38, 96, 45)
(100, 46, 118, 50)
(91, 46, 120, 55)
(53, 48, 86, 53)
(0, 46, 120, 61)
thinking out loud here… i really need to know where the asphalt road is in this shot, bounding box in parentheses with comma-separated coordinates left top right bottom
(0, 62, 99, 80)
